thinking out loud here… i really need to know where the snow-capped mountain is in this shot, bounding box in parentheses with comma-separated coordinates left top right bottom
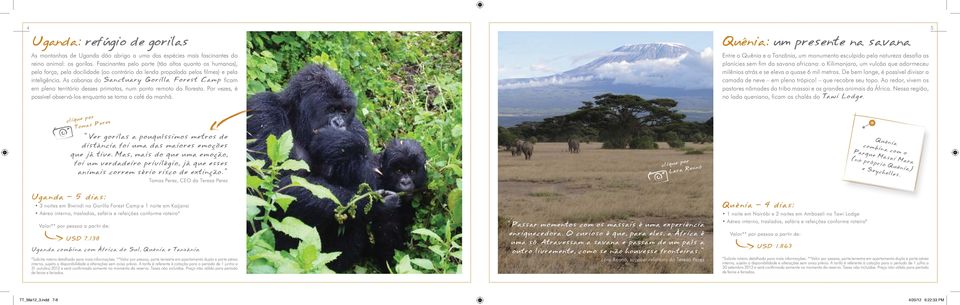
(561, 43, 697, 77)
(498, 42, 713, 127)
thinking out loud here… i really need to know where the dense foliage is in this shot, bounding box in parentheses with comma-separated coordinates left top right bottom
(499, 94, 712, 148)
(245, 31, 463, 274)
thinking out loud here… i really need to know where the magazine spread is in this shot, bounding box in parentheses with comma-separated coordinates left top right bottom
(0, 1, 958, 305)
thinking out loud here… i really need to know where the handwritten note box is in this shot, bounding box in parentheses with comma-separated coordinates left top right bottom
(843, 115, 924, 192)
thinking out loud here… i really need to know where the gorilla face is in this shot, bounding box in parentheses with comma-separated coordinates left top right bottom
(298, 84, 357, 135)
(379, 139, 427, 193)
(302, 92, 356, 132)
(281, 64, 360, 151)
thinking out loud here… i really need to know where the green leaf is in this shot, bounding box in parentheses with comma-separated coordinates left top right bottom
(410, 258, 436, 271)
(277, 159, 310, 172)
(447, 188, 462, 228)
(452, 124, 462, 138)
(247, 160, 266, 172)
(316, 251, 341, 265)
(295, 31, 312, 41)
(298, 244, 319, 271)
(248, 81, 266, 94)
(247, 195, 268, 207)
(428, 245, 444, 257)
(249, 228, 275, 251)
(312, 251, 341, 273)
(270, 217, 322, 249)
(412, 228, 443, 243)
(311, 52, 339, 70)
(265, 134, 279, 163)
(395, 255, 422, 274)
(246, 204, 260, 221)
(246, 175, 264, 190)
(247, 258, 276, 274)
(259, 62, 278, 74)
(290, 176, 342, 205)
(273, 193, 296, 213)
(276, 131, 294, 164)
(276, 260, 303, 274)
(249, 250, 302, 274)
(267, 80, 282, 93)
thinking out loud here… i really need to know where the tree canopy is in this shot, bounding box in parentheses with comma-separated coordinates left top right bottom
(500, 94, 712, 149)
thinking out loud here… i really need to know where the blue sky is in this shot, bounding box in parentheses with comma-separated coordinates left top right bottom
(499, 31, 713, 79)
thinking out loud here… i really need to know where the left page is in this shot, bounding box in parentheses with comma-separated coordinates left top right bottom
(21, 23, 467, 282)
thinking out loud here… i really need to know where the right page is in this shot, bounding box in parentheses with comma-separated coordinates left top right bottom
(492, 23, 937, 282)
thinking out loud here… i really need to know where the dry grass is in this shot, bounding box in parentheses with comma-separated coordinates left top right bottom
(498, 142, 713, 274)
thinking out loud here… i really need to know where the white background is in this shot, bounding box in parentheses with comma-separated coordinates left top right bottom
(0, 0, 958, 304)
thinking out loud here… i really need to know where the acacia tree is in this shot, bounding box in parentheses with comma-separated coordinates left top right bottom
(572, 94, 685, 149)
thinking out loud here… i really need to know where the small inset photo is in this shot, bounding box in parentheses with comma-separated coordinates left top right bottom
(244, 31, 463, 274)
(497, 31, 714, 274)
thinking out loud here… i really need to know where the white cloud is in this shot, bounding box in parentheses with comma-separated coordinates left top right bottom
(593, 47, 713, 90)
(700, 47, 713, 63)
(499, 75, 599, 89)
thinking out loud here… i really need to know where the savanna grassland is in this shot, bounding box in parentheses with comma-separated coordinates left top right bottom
(498, 142, 713, 274)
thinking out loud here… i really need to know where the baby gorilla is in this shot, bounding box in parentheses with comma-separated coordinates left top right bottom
(273, 126, 377, 273)
(369, 139, 428, 270)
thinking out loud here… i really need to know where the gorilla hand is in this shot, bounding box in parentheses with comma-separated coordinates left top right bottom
(375, 190, 402, 211)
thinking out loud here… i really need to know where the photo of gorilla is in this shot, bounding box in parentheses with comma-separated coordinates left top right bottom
(245, 66, 443, 273)
(369, 139, 427, 270)
(245, 31, 462, 275)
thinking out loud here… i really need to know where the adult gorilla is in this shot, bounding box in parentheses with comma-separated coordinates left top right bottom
(246, 64, 371, 237)
(245, 65, 380, 272)
(247, 64, 369, 167)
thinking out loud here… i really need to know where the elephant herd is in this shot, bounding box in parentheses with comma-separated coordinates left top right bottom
(508, 139, 535, 160)
(505, 139, 581, 160)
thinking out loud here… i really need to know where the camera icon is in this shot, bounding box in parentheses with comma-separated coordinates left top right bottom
(52, 126, 74, 139)
(647, 170, 669, 183)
